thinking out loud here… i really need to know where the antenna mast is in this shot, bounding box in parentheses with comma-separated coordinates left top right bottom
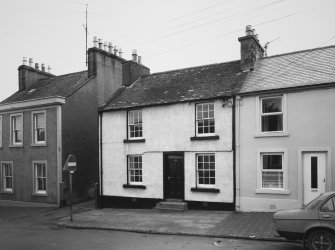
(85, 4, 88, 67)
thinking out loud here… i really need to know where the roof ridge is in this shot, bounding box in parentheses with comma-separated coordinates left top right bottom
(145, 59, 240, 78)
(262, 44, 335, 60)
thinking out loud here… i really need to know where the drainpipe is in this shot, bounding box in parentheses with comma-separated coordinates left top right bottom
(232, 96, 237, 210)
(98, 110, 103, 208)
(235, 96, 241, 211)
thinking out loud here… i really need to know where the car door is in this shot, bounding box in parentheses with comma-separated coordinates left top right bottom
(319, 195, 335, 231)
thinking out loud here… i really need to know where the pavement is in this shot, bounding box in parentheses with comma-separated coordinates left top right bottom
(0, 199, 290, 242)
(57, 203, 290, 243)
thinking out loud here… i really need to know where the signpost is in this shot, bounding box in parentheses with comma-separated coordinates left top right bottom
(63, 155, 77, 222)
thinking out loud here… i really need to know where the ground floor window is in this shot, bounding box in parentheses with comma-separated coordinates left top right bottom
(128, 155, 142, 184)
(257, 149, 288, 193)
(196, 154, 215, 187)
(1, 162, 13, 192)
(33, 161, 47, 194)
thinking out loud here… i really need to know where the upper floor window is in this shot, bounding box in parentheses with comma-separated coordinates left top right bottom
(128, 155, 142, 184)
(196, 103, 215, 136)
(32, 111, 46, 144)
(10, 113, 23, 146)
(196, 154, 215, 187)
(128, 110, 142, 139)
(1, 162, 13, 192)
(260, 96, 283, 132)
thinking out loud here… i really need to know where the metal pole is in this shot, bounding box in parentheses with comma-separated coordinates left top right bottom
(70, 172, 73, 222)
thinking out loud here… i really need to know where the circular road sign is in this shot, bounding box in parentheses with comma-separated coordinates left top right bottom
(63, 154, 77, 174)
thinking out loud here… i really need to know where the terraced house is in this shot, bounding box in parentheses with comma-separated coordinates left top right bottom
(0, 40, 148, 206)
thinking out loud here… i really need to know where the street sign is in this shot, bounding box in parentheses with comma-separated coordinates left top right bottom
(63, 154, 77, 174)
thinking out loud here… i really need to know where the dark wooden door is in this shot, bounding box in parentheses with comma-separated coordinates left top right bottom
(164, 154, 184, 199)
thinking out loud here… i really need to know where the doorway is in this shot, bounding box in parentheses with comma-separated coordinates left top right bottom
(303, 152, 326, 204)
(163, 152, 184, 200)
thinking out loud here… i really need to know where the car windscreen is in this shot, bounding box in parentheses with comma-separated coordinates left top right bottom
(302, 194, 324, 210)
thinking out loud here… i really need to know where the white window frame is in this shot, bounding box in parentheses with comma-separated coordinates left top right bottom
(128, 155, 143, 184)
(10, 113, 23, 146)
(196, 102, 215, 136)
(128, 110, 143, 139)
(31, 110, 46, 145)
(256, 148, 290, 194)
(33, 161, 47, 195)
(0, 115, 2, 148)
(255, 94, 288, 137)
(1, 161, 13, 192)
(196, 153, 216, 188)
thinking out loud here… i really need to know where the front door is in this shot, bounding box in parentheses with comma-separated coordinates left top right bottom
(164, 153, 184, 200)
(303, 152, 326, 204)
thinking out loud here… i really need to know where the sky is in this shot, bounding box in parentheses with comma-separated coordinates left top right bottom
(0, 0, 334, 101)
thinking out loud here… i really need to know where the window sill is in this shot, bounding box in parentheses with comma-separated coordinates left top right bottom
(191, 187, 220, 193)
(254, 132, 289, 138)
(9, 144, 23, 148)
(123, 184, 146, 189)
(0, 190, 14, 194)
(31, 143, 47, 147)
(190, 135, 220, 141)
(32, 193, 48, 197)
(255, 189, 291, 195)
(123, 139, 145, 143)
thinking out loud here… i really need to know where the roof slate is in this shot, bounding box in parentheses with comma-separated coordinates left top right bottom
(1, 71, 88, 104)
(103, 60, 246, 110)
(240, 45, 335, 93)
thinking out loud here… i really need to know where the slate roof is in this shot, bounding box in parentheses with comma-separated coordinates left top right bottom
(240, 45, 335, 93)
(102, 60, 247, 110)
(1, 71, 89, 104)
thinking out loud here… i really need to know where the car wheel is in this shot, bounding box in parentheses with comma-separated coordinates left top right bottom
(307, 230, 335, 250)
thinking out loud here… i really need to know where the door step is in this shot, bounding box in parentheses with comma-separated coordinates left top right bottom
(155, 200, 188, 212)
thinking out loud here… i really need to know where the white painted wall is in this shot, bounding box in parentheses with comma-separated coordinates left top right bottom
(238, 87, 335, 211)
(102, 100, 234, 202)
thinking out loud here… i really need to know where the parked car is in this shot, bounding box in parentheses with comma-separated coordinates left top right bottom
(273, 192, 335, 249)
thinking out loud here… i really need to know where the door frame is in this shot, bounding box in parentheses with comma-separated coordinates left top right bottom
(163, 151, 185, 200)
(298, 148, 331, 206)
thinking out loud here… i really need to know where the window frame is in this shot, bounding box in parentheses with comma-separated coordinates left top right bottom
(256, 148, 289, 194)
(196, 153, 216, 188)
(0, 115, 2, 148)
(255, 95, 288, 137)
(31, 110, 47, 145)
(1, 161, 13, 193)
(195, 102, 215, 137)
(10, 113, 23, 146)
(127, 155, 143, 185)
(127, 110, 143, 139)
(33, 161, 47, 195)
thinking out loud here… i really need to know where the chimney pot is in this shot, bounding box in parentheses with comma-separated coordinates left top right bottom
(29, 58, 33, 67)
(138, 56, 142, 64)
(41, 63, 45, 72)
(98, 39, 103, 49)
(93, 36, 98, 47)
(119, 48, 123, 58)
(132, 49, 138, 62)
(22, 57, 27, 65)
(108, 42, 113, 53)
(114, 45, 118, 55)
(246, 25, 253, 36)
(35, 63, 39, 70)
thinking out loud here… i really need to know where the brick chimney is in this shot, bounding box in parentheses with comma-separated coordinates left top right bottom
(122, 49, 150, 87)
(238, 25, 264, 71)
(18, 58, 54, 91)
(88, 38, 150, 106)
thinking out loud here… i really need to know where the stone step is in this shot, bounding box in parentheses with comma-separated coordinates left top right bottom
(155, 201, 188, 212)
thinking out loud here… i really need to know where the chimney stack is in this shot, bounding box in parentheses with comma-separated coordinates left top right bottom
(93, 37, 98, 48)
(114, 46, 118, 55)
(119, 48, 123, 58)
(132, 49, 137, 62)
(35, 63, 39, 70)
(138, 56, 142, 65)
(29, 58, 34, 67)
(238, 25, 264, 71)
(41, 63, 46, 72)
(108, 42, 113, 53)
(98, 39, 103, 49)
(104, 42, 108, 51)
(22, 57, 27, 65)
